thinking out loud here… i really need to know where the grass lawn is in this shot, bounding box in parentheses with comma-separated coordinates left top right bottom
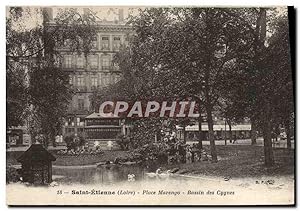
(165, 145, 294, 178)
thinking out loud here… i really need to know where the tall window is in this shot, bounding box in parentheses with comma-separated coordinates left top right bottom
(91, 76, 98, 90)
(76, 117, 85, 126)
(113, 37, 121, 50)
(78, 99, 84, 111)
(69, 76, 73, 85)
(103, 75, 110, 86)
(89, 55, 98, 69)
(101, 36, 110, 50)
(92, 36, 97, 49)
(77, 56, 85, 68)
(64, 55, 72, 68)
(77, 75, 85, 86)
(124, 35, 130, 46)
(98, 74, 102, 87)
(102, 56, 110, 69)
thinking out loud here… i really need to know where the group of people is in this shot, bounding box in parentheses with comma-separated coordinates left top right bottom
(160, 129, 214, 164)
(166, 142, 211, 164)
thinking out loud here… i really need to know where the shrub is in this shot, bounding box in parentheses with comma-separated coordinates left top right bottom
(64, 134, 86, 150)
(116, 134, 131, 150)
(6, 165, 20, 184)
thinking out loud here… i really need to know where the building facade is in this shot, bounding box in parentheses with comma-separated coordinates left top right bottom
(50, 8, 133, 149)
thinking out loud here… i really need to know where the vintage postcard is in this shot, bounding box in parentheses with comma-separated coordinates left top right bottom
(6, 6, 295, 206)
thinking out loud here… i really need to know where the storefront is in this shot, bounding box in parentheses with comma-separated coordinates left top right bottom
(176, 124, 252, 141)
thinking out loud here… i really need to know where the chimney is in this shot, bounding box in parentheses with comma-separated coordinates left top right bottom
(42, 7, 53, 23)
(118, 9, 124, 22)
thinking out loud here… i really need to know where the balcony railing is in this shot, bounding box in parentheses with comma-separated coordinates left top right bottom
(91, 85, 98, 91)
(62, 65, 73, 70)
(101, 66, 113, 70)
(90, 65, 98, 70)
(91, 85, 104, 91)
(101, 46, 110, 51)
(74, 109, 89, 115)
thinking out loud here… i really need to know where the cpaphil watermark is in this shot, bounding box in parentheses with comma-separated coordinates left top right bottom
(98, 100, 199, 118)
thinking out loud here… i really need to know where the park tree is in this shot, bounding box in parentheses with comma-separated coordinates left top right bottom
(6, 7, 33, 128)
(6, 7, 97, 147)
(243, 9, 293, 165)
(263, 15, 294, 150)
(91, 7, 293, 166)
(95, 8, 256, 162)
(218, 8, 293, 166)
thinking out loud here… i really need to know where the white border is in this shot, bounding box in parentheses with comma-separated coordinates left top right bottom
(1, 0, 299, 210)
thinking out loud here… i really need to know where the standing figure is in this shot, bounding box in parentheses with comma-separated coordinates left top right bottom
(186, 146, 192, 164)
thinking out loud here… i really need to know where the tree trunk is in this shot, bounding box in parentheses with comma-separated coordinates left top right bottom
(183, 123, 186, 144)
(52, 138, 57, 147)
(198, 115, 203, 149)
(227, 120, 232, 143)
(263, 119, 275, 167)
(206, 104, 217, 162)
(156, 130, 161, 143)
(224, 119, 227, 145)
(202, 35, 217, 162)
(251, 120, 257, 145)
(258, 9, 267, 42)
(51, 128, 57, 147)
(285, 119, 291, 150)
(43, 8, 56, 149)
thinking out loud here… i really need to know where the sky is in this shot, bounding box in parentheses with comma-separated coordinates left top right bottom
(7, 6, 287, 33)
(7, 6, 142, 31)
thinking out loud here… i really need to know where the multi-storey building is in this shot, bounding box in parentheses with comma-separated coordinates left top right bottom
(46, 8, 133, 149)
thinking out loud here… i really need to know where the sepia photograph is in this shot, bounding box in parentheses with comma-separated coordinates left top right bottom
(6, 5, 295, 206)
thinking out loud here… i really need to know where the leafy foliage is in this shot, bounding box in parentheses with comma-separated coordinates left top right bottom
(64, 134, 86, 150)
(6, 7, 97, 146)
(6, 165, 20, 184)
(92, 8, 293, 166)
